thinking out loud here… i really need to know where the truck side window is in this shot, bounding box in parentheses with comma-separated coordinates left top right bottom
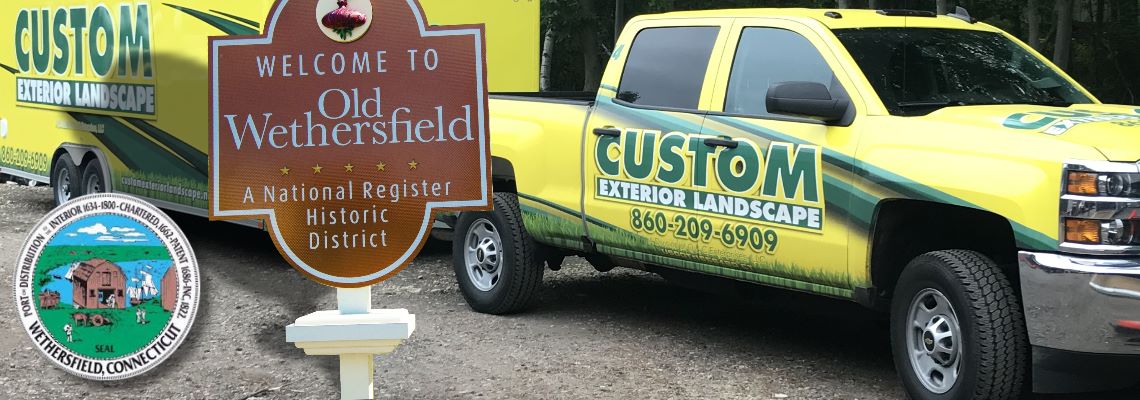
(616, 26, 720, 110)
(725, 28, 837, 117)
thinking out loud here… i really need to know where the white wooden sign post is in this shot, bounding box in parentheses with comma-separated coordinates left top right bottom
(286, 288, 415, 399)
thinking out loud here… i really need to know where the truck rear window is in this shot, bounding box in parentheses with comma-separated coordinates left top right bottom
(617, 26, 720, 110)
(833, 28, 1092, 116)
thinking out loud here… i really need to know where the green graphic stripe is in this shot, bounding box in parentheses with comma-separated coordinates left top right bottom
(0, 63, 18, 74)
(1011, 226, 1057, 251)
(599, 245, 852, 298)
(708, 116, 807, 145)
(164, 3, 259, 35)
(611, 44, 625, 60)
(210, 9, 261, 28)
(822, 175, 875, 230)
(122, 118, 208, 175)
(519, 204, 588, 251)
(68, 113, 204, 181)
(516, 195, 650, 252)
(709, 117, 1057, 251)
(851, 162, 1056, 250)
(518, 192, 850, 296)
(516, 192, 628, 235)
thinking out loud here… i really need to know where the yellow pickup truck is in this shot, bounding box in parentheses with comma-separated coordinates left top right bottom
(448, 8, 1140, 399)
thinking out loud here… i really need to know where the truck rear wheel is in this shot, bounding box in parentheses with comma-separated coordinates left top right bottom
(890, 250, 1027, 400)
(81, 161, 106, 195)
(51, 154, 79, 206)
(452, 192, 543, 314)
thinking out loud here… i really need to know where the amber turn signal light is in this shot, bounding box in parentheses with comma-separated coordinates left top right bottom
(1064, 218, 1101, 243)
(1067, 172, 1099, 195)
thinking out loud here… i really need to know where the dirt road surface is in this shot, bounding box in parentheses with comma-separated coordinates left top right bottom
(0, 183, 1135, 399)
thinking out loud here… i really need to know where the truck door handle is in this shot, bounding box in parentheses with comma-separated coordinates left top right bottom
(593, 127, 622, 137)
(703, 137, 739, 149)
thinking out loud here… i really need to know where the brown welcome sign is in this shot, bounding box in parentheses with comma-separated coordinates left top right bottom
(209, 0, 490, 287)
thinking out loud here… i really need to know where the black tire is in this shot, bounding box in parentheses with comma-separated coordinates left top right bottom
(452, 192, 543, 314)
(890, 250, 1028, 400)
(81, 161, 106, 196)
(50, 154, 79, 207)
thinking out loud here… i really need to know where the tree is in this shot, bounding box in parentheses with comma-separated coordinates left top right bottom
(577, 0, 602, 91)
(936, 0, 951, 15)
(537, 0, 1140, 104)
(540, 29, 554, 91)
(1025, 0, 1042, 51)
(1054, 0, 1073, 69)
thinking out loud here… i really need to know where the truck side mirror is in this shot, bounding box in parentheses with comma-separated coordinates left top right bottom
(766, 81, 850, 124)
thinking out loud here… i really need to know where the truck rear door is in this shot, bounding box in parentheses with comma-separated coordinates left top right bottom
(694, 18, 866, 294)
(582, 19, 734, 268)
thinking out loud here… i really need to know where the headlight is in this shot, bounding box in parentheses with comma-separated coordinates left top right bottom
(1067, 171, 1140, 197)
(1064, 218, 1139, 245)
(1061, 161, 1140, 255)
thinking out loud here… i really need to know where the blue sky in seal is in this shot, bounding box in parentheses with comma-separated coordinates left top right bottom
(48, 214, 158, 247)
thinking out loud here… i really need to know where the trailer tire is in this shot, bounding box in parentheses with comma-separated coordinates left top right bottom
(452, 192, 543, 314)
(81, 161, 106, 195)
(890, 250, 1027, 400)
(51, 154, 79, 206)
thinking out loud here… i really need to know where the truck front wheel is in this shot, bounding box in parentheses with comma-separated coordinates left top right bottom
(51, 154, 79, 206)
(452, 192, 543, 314)
(890, 250, 1027, 400)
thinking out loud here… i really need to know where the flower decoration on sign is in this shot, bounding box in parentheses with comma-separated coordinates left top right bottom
(322, 0, 368, 40)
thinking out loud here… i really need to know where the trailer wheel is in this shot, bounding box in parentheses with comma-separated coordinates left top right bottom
(51, 154, 79, 206)
(890, 250, 1027, 400)
(81, 161, 106, 195)
(452, 192, 543, 314)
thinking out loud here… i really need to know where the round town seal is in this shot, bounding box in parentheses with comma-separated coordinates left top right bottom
(13, 193, 200, 380)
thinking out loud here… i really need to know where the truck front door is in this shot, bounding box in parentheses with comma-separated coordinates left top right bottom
(694, 18, 865, 295)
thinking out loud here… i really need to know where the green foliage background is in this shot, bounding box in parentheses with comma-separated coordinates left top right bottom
(541, 0, 1139, 105)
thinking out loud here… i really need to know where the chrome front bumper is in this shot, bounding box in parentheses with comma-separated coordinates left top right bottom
(1019, 251, 1140, 355)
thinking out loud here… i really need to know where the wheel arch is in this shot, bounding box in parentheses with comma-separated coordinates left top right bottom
(491, 156, 517, 193)
(51, 144, 113, 192)
(866, 199, 1019, 308)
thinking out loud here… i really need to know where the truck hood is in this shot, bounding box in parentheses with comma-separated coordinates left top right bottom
(921, 104, 1140, 162)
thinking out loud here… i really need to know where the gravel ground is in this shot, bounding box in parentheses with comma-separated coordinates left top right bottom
(0, 183, 1135, 399)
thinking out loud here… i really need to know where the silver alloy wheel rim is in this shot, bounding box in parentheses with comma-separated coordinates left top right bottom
(85, 173, 101, 194)
(464, 219, 502, 292)
(906, 288, 962, 394)
(55, 167, 71, 204)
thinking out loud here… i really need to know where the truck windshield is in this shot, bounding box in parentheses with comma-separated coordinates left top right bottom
(833, 28, 1093, 116)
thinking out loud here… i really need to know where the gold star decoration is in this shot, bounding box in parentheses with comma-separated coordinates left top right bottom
(375, 161, 386, 172)
(312, 164, 323, 174)
(344, 163, 355, 173)
(408, 160, 419, 170)
(279, 166, 290, 176)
